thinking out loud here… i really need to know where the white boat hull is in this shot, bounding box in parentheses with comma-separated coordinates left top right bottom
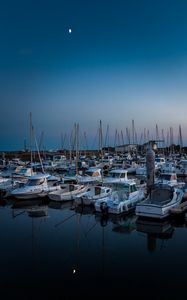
(135, 187, 184, 219)
(95, 190, 145, 215)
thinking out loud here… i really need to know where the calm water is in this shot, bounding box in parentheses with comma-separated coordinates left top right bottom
(0, 197, 187, 299)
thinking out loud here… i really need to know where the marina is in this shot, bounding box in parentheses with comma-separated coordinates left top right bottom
(0, 149, 187, 299)
(1, 1, 187, 298)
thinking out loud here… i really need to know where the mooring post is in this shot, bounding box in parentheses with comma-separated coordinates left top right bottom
(146, 143, 155, 197)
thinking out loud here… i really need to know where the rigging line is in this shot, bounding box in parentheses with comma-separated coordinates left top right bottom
(12, 210, 25, 218)
(160, 239, 166, 250)
(54, 212, 77, 227)
(84, 220, 98, 237)
(137, 232, 147, 238)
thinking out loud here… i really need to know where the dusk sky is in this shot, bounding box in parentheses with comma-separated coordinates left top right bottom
(1, 0, 187, 150)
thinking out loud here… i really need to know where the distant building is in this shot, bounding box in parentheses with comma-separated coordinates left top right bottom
(115, 140, 165, 154)
(115, 144, 138, 153)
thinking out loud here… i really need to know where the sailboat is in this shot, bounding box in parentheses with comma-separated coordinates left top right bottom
(10, 113, 61, 200)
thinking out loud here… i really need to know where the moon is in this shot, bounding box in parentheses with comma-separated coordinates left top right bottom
(68, 28, 72, 34)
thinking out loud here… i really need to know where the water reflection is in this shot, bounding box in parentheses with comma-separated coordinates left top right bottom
(95, 211, 137, 233)
(11, 198, 49, 218)
(1, 194, 187, 298)
(48, 199, 75, 210)
(136, 218, 175, 252)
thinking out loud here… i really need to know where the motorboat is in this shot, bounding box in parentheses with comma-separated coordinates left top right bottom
(135, 183, 184, 219)
(155, 172, 184, 188)
(76, 167, 102, 184)
(0, 177, 26, 198)
(74, 185, 113, 206)
(94, 181, 145, 215)
(48, 183, 88, 202)
(103, 169, 131, 184)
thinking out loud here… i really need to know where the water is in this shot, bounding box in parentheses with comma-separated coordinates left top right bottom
(0, 197, 187, 299)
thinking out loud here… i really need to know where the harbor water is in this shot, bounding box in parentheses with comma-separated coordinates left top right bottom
(0, 196, 187, 299)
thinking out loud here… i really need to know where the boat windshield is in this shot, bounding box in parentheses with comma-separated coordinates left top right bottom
(160, 174, 171, 181)
(160, 174, 177, 181)
(19, 168, 31, 175)
(85, 170, 100, 177)
(113, 183, 130, 192)
(150, 188, 173, 204)
(111, 172, 126, 178)
(27, 178, 45, 186)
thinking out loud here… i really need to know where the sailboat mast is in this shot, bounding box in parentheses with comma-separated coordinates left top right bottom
(179, 124, 183, 153)
(75, 123, 79, 176)
(99, 120, 103, 157)
(132, 119, 135, 145)
(29, 112, 33, 175)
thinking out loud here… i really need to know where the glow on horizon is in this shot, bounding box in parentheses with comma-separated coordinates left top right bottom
(1, 62, 187, 150)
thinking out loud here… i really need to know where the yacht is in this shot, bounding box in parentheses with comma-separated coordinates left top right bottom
(11, 173, 60, 200)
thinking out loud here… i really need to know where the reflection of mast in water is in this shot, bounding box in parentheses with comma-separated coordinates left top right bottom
(72, 207, 98, 275)
(95, 213, 107, 275)
(53, 211, 79, 277)
(31, 213, 48, 271)
(102, 219, 105, 274)
(72, 213, 81, 275)
(147, 234, 157, 253)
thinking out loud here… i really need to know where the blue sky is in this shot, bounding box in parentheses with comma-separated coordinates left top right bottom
(1, 0, 187, 150)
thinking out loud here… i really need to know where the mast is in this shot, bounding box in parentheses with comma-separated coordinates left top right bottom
(114, 129, 118, 148)
(104, 124, 109, 150)
(69, 131, 73, 168)
(126, 127, 130, 144)
(169, 126, 174, 154)
(161, 129, 165, 147)
(39, 131, 44, 153)
(34, 131, 45, 174)
(75, 123, 79, 176)
(29, 112, 33, 175)
(147, 129, 150, 143)
(83, 131, 88, 156)
(179, 124, 183, 154)
(121, 130, 124, 145)
(132, 119, 135, 145)
(156, 124, 159, 141)
(60, 133, 64, 150)
(99, 120, 103, 158)
(143, 128, 146, 144)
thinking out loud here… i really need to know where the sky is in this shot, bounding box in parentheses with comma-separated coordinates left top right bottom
(1, 0, 187, 150)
